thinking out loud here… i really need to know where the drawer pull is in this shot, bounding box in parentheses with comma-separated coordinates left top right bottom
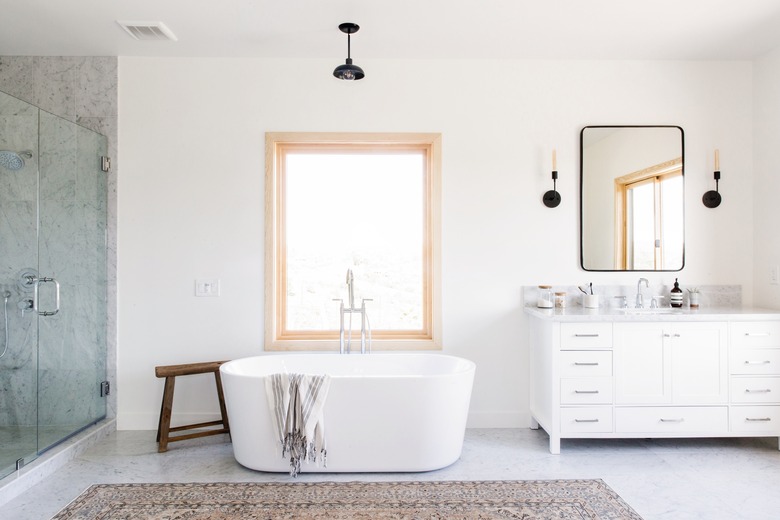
(744, 360, 771, 365)
(574, 419, 600, 423)
(574, 390, 600, 394)
(744, 332, 771, 337)
(574, 362, 599, 366)
(574, 334, 599, 338)
(660, 418, 685, 423)
(745, 388, 772, 394)
(746, 417, 772, 422)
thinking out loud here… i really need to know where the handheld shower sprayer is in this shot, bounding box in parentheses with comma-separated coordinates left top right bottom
(346, 269, 355, 309)
(1, 291, 11, 359)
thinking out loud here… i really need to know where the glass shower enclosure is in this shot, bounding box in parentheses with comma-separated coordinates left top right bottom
(0, 88, 108, 480)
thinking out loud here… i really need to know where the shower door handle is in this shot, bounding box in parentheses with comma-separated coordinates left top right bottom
(33, 277, 60, 317)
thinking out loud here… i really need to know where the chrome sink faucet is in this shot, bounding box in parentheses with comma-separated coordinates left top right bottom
(636, 278, 649, 308)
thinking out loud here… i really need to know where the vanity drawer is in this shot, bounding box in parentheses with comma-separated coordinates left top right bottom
(615, 406, 728, 433)
(560, 407, 613, 433)
(729, 348, 780, 375)
(730, 377, 780, 403)
(560, 351, 612, 377)
(731, 322, 780, 348)
(561, 377, 613, 404)
(560, 323, 613, 350)
(730, 406, 780, 433)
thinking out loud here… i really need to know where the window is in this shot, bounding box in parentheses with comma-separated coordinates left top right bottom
(615, 158, 683, 270)
(265, 133, 441, 350)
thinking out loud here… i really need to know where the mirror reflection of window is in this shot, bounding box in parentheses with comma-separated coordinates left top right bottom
(622, 171, 682, 269)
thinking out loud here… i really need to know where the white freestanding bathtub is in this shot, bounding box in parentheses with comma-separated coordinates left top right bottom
(220, 353, 476, 473)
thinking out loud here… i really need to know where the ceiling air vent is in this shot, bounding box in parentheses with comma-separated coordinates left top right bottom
(117, 21, 178, 42)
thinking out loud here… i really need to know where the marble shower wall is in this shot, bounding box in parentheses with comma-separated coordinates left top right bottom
(0, 56, 117, 423)
(0, 91, 38, 428)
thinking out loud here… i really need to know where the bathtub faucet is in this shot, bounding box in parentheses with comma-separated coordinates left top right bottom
(334, 269, 372, 354)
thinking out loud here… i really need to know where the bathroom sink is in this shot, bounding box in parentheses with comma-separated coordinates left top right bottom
(618, 308, 683, 315)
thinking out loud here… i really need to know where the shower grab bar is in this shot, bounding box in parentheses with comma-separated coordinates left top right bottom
(33, 276, 60, 316)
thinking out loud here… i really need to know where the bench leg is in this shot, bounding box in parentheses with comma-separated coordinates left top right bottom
(157, 376, 175, 452)
(214, 370, 230, 435)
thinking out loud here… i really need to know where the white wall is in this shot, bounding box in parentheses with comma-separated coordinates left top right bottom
(117, 57, 754, 429)
(754, 46, 780, 309)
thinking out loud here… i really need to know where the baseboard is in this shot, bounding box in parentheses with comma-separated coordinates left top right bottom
(466, 411, 531, 429)
(118, 411, 532, 430)
(117, 412, 223, 431)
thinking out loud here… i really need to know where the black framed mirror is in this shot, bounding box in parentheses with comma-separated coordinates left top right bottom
(580, 125, 684, 271)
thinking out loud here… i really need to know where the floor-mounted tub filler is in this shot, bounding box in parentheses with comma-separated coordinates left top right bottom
(220, 353, 476, 473)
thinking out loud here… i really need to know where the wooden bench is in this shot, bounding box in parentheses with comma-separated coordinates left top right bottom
(154, 360, 230, 452)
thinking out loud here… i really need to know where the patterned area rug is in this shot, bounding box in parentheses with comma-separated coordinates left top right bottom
(53, 479, 644, 519)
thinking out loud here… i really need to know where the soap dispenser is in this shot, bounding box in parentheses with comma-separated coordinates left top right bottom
(670, 278, 683, 308)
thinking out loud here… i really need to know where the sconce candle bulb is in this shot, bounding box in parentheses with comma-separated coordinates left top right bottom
(543, 148, 561, 208)
(703, 148, 722, 208)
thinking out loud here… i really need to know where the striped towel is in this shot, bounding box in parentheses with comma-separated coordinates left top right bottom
(265, 373, 330, 477)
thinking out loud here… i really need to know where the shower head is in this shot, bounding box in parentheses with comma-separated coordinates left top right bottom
(0, 150, 32, 171)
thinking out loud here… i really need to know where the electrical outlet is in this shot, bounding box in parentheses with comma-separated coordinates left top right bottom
(771, 266, 780, 285)
(195, 279, 220, 297)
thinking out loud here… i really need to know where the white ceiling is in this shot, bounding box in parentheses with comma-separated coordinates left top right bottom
(4, 0, 780, 60)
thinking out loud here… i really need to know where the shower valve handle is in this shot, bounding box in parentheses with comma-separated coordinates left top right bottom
(33, 276, 60, 317)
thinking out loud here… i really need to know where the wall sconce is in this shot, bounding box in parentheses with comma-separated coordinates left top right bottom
(543, 149, 561, 208)
(702, 149, 722, 208)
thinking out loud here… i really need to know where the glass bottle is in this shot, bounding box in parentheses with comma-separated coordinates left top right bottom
(537, 285, 553, 308)
(670, 278, 683, 308)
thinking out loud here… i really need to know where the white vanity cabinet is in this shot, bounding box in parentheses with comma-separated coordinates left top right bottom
(614, 322, 728, 405)
(729, 321, 780, 434)
(527, 309, 780, 454)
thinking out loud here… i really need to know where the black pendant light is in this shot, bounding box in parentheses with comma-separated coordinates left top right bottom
(333, 22, 365, 80)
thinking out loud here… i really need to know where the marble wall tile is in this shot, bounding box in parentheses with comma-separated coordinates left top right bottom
(32, 57, 80, 121)
(76, 58, 117, 118)
(0, 57, 34, 102)
(523, 284, 743, 309)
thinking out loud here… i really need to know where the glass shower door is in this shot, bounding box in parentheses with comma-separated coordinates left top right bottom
(0, 90, 107, 481)
(36, 112, 108, 451)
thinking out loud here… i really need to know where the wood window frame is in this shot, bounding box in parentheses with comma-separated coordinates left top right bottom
(264, 132, 442, 351)
(614, 157, 682, 269)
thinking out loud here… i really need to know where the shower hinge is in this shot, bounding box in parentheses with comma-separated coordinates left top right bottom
(100, 380, 110, 397)
(101, 156, 111, 173)
(16, 458, 25, 471)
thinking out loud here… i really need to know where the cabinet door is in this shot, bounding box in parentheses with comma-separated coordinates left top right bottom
(671, 323, 728, 404)
(615, 323, 670, 404)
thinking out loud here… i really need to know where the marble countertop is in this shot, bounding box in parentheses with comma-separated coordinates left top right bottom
(524, 305, 780, 322)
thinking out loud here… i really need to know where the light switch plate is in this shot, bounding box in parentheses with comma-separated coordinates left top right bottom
(195, 278, 220, 297)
